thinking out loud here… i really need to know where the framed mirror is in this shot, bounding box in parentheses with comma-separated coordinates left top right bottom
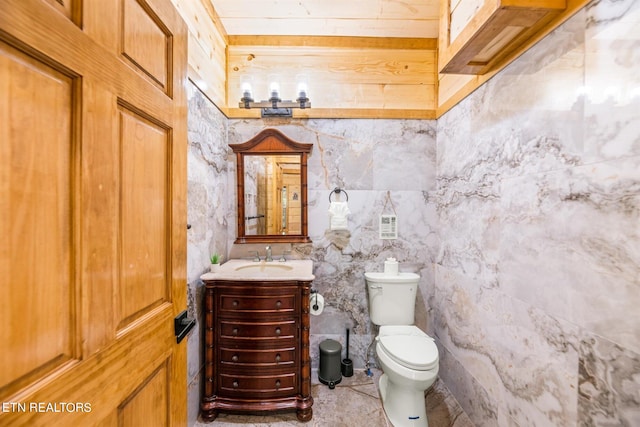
(230, 128, 313, 243)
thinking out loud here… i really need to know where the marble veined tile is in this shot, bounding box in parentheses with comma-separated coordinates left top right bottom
(436, 185, 500, 288)
(426, 379, 476, 427)
(500, 156, 640, 353)
(306, 130, 374, 192)
(434, 266, 580, 426)
(305, 119, 437, 192)
(583, 0, 640, 161)
(186, 83, 230, 427)
(435, 339, 499, 426)
(579, 333, 640, 426)
(371, 121, 436, 192)
(187, 85, 230, 284)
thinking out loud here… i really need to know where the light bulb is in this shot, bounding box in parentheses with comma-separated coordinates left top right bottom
(297, 82, 308, 98)
(269, 81, 280, 99)
(241, 82, 253, 99)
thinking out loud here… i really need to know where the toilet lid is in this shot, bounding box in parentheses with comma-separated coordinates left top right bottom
(378, 335, 439, 370)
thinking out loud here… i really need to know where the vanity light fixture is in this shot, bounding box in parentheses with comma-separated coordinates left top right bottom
(239, 80, 310, 118)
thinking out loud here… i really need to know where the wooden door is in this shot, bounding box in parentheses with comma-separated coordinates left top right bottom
(0, 0, 188, 425)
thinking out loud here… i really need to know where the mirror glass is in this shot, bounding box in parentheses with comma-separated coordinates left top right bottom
(231, 128, 312, 244)
(243, 154, 302, 236)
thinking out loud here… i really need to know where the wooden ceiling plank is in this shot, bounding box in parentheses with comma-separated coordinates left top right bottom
(218, 17, 439, 38)
(228, 35, 438, 50)
(210, 0, 439, 20)
(228, 51, 437, 89)
(227, 45, 437, 58)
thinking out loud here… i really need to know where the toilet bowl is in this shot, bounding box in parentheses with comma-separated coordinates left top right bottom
(365, 271, 440, 427)
(376, 326, 438, 427)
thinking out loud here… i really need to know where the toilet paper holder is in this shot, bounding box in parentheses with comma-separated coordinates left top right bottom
(310, 289, 325, 316)
(311, 289, 320, 310)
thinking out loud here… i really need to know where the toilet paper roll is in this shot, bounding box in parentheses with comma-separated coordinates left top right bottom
(310, 293, 325, 316)
(384, 257, 399, 275)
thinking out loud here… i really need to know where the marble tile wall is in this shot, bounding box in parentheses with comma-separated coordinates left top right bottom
(435, 0, 640, 425)
(185, 83, 230, 426)
(227, 119, 439, 370)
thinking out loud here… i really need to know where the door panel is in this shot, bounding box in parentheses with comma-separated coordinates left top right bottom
(119, 360, 170, 427)
(0, 39, 77, 396)
(42, 0, 81, 24)
(121, 0, 171, 91)
(0, 0, 188, 425)
(118, 106, 170, 329)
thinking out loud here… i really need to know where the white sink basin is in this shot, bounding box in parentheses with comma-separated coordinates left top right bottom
(235, 263, 294, 273)
(202, 259, 314, 281)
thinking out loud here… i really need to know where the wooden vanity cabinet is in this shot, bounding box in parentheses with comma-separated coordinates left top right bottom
(201, 279, 313, 422)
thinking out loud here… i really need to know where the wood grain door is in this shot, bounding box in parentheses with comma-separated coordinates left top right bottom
(0, 0, 188, 425)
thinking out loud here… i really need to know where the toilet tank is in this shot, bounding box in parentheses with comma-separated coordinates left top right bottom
(365, 272, 420, 325)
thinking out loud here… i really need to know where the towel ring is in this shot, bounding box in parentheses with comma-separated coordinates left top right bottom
(329, 187, 349, 202)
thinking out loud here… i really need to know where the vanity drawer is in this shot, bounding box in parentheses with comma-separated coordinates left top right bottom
(220, 346, 296, 367)
(219, 320, 297, 340)
(219, 293, 296, 314)
(219, 372, 296, 398)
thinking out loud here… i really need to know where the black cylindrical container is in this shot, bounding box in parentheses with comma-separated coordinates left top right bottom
(341, 328, 354, 377)
(318, 339, 342, 389)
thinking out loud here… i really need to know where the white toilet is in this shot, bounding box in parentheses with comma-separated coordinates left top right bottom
(365, 271, 439, 427)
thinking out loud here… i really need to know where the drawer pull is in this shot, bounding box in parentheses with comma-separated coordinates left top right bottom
(276, 300, 282, 308)
(233, 380, 239, 388)
(232, 300, 239, 307)
(275, 354, 281, 362)
(275, 327, 281, 336)
(275, 380, 281, 388)
(231, 354, 239, 362)
(232, 328, 239, 336)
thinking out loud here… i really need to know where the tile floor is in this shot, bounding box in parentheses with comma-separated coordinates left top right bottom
(195, 369, 474, 427)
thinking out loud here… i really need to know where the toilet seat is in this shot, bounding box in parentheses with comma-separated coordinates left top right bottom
(377, 329, 438, 371)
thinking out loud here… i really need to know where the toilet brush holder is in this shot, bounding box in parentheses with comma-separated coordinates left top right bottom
(318, 339, 342, 389)
(341, 328, 353, 377)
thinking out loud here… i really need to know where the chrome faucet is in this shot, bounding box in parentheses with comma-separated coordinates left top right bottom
(265, 245, 273, 262)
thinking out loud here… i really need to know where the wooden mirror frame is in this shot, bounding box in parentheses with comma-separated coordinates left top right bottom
(230, 128, 313, 244)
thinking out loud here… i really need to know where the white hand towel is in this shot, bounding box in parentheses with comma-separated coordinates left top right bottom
(329, 201, 350, 230)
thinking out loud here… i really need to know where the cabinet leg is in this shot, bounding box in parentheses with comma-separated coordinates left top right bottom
(296, 407, 312, 422)
(201, 409, 218, 422)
